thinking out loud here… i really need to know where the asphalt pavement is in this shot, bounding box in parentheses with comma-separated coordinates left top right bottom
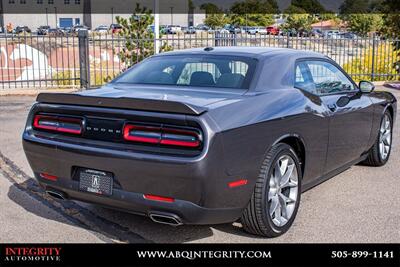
(0, 89, 399, 243)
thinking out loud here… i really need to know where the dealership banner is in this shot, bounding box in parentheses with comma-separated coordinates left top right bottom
(0, 244, 398, 266)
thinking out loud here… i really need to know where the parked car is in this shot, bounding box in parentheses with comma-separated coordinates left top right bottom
(340, 32, 359, 39)
(227, 26, 241, 34)
(195, 24, 209, 32)
(310, 29, 323, 37)
(258, 27, 268, 35)
(37, 25, 50, 35)
(47, 28, 64, 36)
(72, 25, 89, 34)
(166, 25, 181, 34)
(183, 26, 196, 34)
(247, 27, 258, 35)
(94, 25, 109, 34)
(110, 24, 122, 34)
(23, 47, 396, 237)
(325, 30, 341, 39)
(217, 28, 229, 34)
(14, 26, 31, 34)
(282, 28, 297, 36)
(266, 26, 279, 35)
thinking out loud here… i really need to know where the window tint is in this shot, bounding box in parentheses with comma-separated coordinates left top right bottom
(176, 62, 221, 86)
(113, 55, 256, 89)
(295, 60, 355, 95)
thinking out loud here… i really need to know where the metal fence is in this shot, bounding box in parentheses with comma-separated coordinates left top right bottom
(0, 31, 399, 89)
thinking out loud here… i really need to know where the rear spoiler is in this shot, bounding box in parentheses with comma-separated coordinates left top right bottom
(36, 93, 207, 116)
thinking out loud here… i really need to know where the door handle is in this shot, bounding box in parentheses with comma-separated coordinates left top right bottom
(327, 104, 337, 112)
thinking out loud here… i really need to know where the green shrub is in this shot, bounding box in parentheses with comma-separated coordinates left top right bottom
(343, 43, 399, 82)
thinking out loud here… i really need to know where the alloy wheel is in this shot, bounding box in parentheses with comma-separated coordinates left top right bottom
(379, 114, 392, 160)
(268, 155, 299, 227)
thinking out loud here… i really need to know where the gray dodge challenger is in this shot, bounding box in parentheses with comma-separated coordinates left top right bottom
(23, 47, 397, 237)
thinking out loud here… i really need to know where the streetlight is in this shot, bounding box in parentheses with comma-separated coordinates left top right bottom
(111, 7, 114, 25)
(54, 7, 58, 28)
(46, 8, 49, 27)
(170, 6, 173, 25)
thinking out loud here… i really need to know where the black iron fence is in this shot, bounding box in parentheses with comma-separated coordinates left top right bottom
(0, 31, 399, 89)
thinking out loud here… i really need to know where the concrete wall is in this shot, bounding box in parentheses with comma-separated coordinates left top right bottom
(91, 13, 192, 29)
(3, 13, 84, 30)
(1, 0, 205, 30)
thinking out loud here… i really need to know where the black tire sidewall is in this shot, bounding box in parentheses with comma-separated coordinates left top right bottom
(260, 144, 302, 236)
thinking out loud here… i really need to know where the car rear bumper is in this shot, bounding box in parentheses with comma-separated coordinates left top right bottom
(40, 179, 243, 225)
(23, 132, 254, 225)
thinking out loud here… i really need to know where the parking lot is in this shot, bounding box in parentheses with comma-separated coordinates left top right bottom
(0, 88, 399, 243)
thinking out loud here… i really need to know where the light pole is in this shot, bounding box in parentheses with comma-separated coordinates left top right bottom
(154, 0, 160, 54)
(170, 7, 173, 25)
(54, 7, 58, 28)
(46, 8, 49, 27)
(111, 7, 114, 25)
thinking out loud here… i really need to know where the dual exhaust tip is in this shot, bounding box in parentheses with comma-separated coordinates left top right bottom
(46, 189, 67, 200)
(149, 212, 183, 226)
(45, 189, 183, 226)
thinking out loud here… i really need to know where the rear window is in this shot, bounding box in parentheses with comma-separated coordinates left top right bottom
(113, 55, 257, 89)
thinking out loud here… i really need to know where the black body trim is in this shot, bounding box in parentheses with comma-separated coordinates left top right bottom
(37, 93, 208, 115)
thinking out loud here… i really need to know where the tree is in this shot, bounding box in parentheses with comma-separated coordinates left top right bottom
(115, 4, 171, 68)
(340, 0, 369, 14)
(200, 3, 222, 14)
(346, 14, 383, 36)
(381, 0, 400, 75)
(282, 5, 313, 32)
(291, 0, 326, 14)
(381, 0, 400, 37)
(229, 0, 275, 27)
(204, 13, 228, 29)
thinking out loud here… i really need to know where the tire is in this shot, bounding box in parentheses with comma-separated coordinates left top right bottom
(241, 143, 302, 237)
(363, 111, 393, 167)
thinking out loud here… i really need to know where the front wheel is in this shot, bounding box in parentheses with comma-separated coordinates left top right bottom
(241, 143, 302, 237)
(363, 111, 393, 167)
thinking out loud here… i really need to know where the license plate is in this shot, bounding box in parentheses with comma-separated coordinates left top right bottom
(79, 169, 113, 196)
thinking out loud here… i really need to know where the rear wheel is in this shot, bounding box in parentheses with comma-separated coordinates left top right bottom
(241, 143, 302, 237)
(363, 111, 392, 166)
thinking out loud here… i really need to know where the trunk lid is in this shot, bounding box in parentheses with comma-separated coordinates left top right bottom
(37, 85, 243, 115)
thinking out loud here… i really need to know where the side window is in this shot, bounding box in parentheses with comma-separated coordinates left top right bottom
(294, 62, 317, 94)
(306, 61, 355, 95)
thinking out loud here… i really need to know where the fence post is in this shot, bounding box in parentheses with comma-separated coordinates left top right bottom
(371, 33, 376, 82)
(286, 32, 290, 48)
(78, 29, 90, 89)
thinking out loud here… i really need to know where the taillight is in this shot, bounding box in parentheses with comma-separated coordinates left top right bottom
(33, 114, 83, 135)
(143, 194, 175, 203)
(123, 123, 201, 148)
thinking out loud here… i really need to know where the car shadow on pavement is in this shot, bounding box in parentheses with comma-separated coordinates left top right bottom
(6, 178, 220, 243)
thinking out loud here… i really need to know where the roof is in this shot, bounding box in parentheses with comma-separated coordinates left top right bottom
(311, 19, 347, 28)
(159, 46, 324, 59)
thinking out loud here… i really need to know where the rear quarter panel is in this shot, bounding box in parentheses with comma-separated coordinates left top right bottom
(207, 88, 329, 185)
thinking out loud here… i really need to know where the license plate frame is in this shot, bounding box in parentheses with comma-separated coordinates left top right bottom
(78, 168, 113, 196)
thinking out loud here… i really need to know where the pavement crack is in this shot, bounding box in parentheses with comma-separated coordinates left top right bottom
(0, 151, 152, 243)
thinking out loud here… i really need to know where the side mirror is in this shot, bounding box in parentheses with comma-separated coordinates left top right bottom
(359, 81, 375, 93)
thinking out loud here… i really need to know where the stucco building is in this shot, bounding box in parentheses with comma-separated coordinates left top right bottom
(0, 0, 205, 30)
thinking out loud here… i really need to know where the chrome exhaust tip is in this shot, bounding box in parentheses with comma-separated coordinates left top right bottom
(46, 190, 67, 200)
(149, 212, 183, 226)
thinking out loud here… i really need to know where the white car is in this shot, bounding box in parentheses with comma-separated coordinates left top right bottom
(95, 25, 109, 34)
(166, 25, 181, 34)
(258, 27, 268, 35)
(247, 27, 258, 35)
